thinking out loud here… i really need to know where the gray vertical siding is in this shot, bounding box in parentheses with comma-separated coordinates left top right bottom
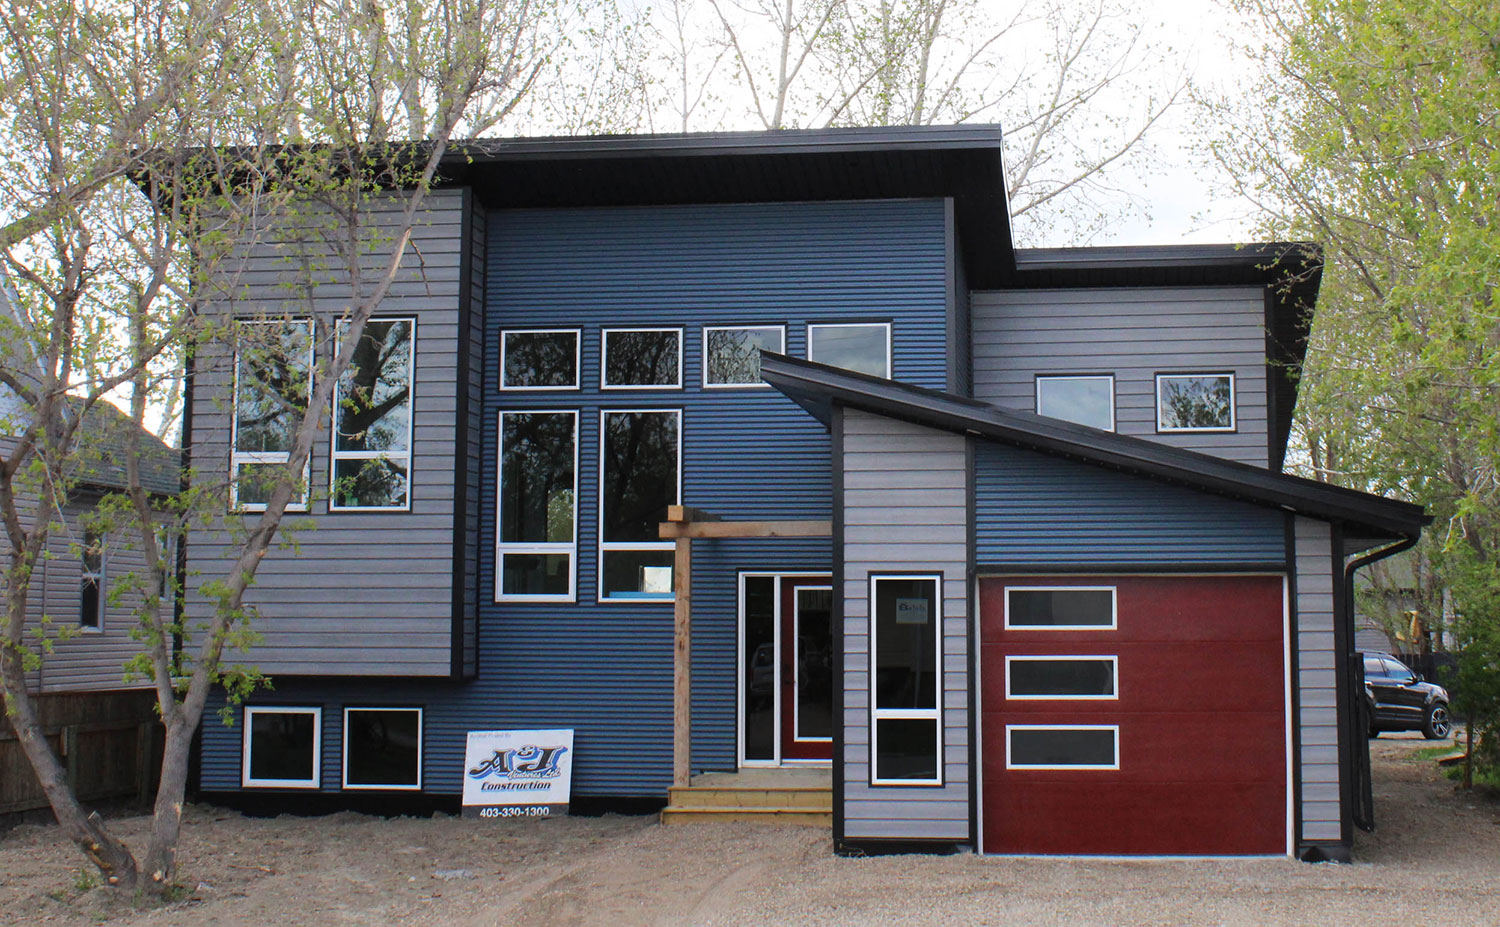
(183, 189, 466, 677)
(1294, 516, 1341, 842)
(840, 408, 970, 841)
(971, 287, 1270, 466)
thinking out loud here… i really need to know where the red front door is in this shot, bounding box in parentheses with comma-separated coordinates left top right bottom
(780, 579, 833, 760)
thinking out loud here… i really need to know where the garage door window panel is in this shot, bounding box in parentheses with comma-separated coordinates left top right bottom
(869, 574, 942, 785)
(1005, 587, 1116, 630)
(1006, 656, 1117, 699)
(1006, 725, 1119, 770)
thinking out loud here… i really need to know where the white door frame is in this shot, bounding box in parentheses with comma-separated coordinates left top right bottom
(736, 571, 833, 768)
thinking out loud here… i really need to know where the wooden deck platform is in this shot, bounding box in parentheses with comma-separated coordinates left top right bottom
(660, 767, 832, 827)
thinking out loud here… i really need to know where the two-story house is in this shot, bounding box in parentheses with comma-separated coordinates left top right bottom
(182, 126, 1427, 862)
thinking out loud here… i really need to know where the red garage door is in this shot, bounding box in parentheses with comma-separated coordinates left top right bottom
(980, 575, 1287, 856)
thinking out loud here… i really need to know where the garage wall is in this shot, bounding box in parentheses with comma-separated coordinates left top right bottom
(840, 408, 970, 841)
(1294, 516, 1342, 842)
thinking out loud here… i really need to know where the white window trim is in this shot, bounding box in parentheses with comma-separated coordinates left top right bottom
(702, 324, 786, 389)
(597, 408, 682, 604)
(329, 316, 416, 513)
(1005, 723, 1120, 771)
(869, 573, 943, 786)
(600, 327, 684, 391)
(1155, 372, 1237, 433)
(1034, 374, 1116, 432)
(1003, 655, 1119, 701)
(806, 322, 893, 379)
(499, 328, 581, 392)
(242, 706, 322, 789)
(79, 530, 105, 632)
(1003, 585, 1118, 631)
(792, 584, 834, 743)
(341, 706, 423, 791)
(496, 409, 579, 603)
(230, 318, 313, 513)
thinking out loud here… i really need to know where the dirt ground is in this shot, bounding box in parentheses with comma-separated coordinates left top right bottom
(3, 733, 1498, 926)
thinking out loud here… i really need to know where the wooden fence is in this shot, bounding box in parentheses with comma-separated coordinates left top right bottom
(1, 689, 162, 820)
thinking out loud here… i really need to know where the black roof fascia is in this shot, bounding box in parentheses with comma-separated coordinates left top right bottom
(440, 127, 1013, 288)
(760, 353, 1428, 542)
(1002, 242, 1323, 472)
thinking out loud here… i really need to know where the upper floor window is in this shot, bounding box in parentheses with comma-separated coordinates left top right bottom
(1156, 373, 1236, 433)
(497, 411, 578, 602)
(502, 329, 579, 390)
(807, 322, 891, 378)
(602, 328, 682, 390)
(703, 325, 785, 388)
(1035, 374, 1115, 431)
(79, 528, 104, 630)
(331, 318, 414, 511)
(232, 319, 313, 511)
(599, 409, 679, 601)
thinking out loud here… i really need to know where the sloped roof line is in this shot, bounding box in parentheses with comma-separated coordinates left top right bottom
(759, 353, 1428, 541)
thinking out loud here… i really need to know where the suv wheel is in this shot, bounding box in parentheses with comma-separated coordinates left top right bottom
(1423, 702, 1452, 740)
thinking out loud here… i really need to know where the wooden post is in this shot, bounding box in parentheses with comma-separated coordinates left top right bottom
(672, 535, 692, 788)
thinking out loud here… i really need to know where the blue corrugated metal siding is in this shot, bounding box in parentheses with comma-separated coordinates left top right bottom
(198, 198, 950, 797)
(974, 441, 1286, 565)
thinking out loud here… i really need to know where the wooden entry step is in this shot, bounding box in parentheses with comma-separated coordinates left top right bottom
(660, 768, 832, 827)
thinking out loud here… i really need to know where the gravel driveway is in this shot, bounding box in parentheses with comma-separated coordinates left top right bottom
(3, 733, 1497, 926)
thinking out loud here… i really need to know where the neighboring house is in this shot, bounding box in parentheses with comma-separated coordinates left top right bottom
(180, 126, 1426, 862)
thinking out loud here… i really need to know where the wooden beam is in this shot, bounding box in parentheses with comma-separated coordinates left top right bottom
(659, 520, 832, 540)
(672, 535, 692, 788)
(666, 505, 719, 524)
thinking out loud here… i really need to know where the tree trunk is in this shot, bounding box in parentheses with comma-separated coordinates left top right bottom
(0, 646, 140, 889)
(139, 718, 197, 891)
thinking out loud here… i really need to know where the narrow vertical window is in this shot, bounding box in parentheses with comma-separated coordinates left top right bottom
(331, 318, 414, 510)
(869, 574, 942, 784)
(599, 409, 680, 601)
(79, 529, 104, 630)
(497, 411, 577, 601)
(232, 319, 313, 511)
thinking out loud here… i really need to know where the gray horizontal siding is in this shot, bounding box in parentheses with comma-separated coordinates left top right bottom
(1295, 516, 1341, 842)
(841, 409, 970, 842)
(971, 287, 1270, 466)
(183, 189, 465, 677)
(975, 441, 1286, 566)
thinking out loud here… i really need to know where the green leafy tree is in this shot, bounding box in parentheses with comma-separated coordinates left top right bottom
(1202, 0, 1500, 777)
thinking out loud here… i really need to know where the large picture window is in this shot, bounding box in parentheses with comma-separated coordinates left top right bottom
(242, 706, 322, 788)
(869, 574, 942, 785)
(703, 325, 785, 388)
(1156, 373, 1236, 432)
(807, 322, 891, 378)
(602, 328, 682, 389)
(231, 319, 313, 511)
(599, 410, 680, 601)
(331, 318, 413, 511)
(501, 329, 579, 390)
(1035, 375, 1115, 431)
(498, 411, 578, 601)
(342, 707, 422, 790)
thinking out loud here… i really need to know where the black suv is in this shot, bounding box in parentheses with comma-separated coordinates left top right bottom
(1361, 651, 1451, 740)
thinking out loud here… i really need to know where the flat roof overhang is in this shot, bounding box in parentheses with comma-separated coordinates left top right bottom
(761, 353, 1428, 547)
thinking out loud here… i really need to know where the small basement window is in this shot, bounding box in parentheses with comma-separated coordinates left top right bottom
(1156, 373, 1236, 432)
(342, 707, 422, 790)
(1006, 725, 1119, 770)
(501, 330, 580, 390)
(870, 574, 942, 785)
(242, 706, 322, 788)
(703, 325, 785, 387)
(602, 328, 682, 389)
(1035, 375, 1115, 431)
(331, 318, 414, 510)
(1005, 656, 1118, 699)
(1005, 587, 1116, 630)
(807, 322, 891, 378)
